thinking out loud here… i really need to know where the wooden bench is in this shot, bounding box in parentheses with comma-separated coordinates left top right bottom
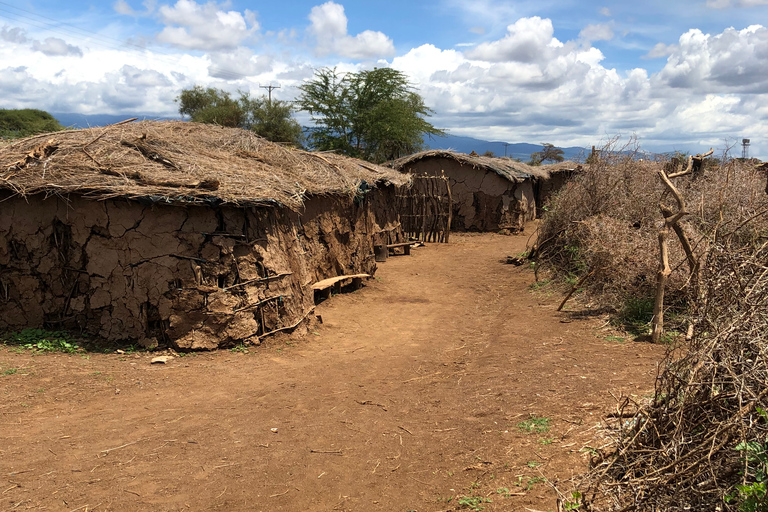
(311, 273, 370, 300)
(387, 242, 413, 256)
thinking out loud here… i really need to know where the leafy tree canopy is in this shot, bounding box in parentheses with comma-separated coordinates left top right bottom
(529, 143, 565, 166)
(176, 86, 303, 146)
(296, 67, 444, 163)
(0, 109, 65, 139)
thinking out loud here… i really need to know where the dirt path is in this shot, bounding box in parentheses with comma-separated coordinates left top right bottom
(0, 232, 664, 512)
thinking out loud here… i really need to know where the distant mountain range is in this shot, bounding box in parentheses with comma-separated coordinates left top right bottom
(425, 134, 587, 162)
(52, 112, 588, 162)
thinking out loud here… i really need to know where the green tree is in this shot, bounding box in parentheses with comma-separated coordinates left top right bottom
(296, 67, 444, 163)
(176, 86, 302, 146)
(177, 86, 244, 128)
(529, 143, 565, 166)
(0, 109, 64, 139)
(239, 95, 303, 145)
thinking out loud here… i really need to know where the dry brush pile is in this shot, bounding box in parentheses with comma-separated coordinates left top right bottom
(578, 236, 768, 512)
(534, 140, 767, 333)
(534, 141, 768, 510)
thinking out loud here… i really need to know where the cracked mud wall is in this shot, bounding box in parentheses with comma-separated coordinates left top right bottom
(0, 187, 401, 350)
(402, 158, 536, 231)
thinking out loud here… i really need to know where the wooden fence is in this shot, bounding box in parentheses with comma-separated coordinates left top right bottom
(396, 175, 452, 243)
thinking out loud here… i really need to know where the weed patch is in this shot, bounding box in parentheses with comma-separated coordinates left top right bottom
(457, 495, 491, 510)
(517, 415, 551, 434)
(616, 297, 654, 335)
(2, 329, 80, 353)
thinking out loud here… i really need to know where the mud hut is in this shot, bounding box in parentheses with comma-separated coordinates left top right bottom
(0, 121, 408, 350)
(393, 150, 548, 232)
(535, 160, 582, 214)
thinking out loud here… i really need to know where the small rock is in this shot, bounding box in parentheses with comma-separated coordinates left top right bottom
(270, 428, 278, 433)
(151, 356, 173, 364)
(116, 349, 125, 354)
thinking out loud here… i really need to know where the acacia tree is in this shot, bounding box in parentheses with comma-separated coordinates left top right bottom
(296, 67, 444, 163)
(529, 143, 565, 166)
(239, 95, 303, 145)
(176, 86, 303, 146)
(177, 86, 244, 128)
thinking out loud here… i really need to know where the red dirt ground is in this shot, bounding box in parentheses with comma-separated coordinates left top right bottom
(0, 231, 665, 512)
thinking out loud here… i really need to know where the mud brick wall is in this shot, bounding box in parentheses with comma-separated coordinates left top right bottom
(403, 157, 536, 232)
(0, 188, 401, 349)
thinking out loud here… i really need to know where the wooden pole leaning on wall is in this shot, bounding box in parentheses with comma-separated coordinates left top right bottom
(444, 171, 452, 243)
(651, 148, 713, 343)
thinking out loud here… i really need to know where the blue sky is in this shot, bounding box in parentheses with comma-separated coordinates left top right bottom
(1, 0, 768, 157)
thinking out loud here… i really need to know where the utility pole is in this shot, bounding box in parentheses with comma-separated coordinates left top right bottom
(503, 142, 509, 157)
(260, 84, 280, 103)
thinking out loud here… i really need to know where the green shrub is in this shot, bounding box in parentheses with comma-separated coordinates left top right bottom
(0, 109, 64, 139)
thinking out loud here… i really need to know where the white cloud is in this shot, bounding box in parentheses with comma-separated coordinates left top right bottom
(644, 42, 676, 59)
(656, 25, 768, 92)
(32, 37, 83, 57)
(114, 0, 136, 15)
(580, 23, 614, 42)
(1, 26, 82, 58)
(308, 2, 395, 59)
(1, 26, 28, 44)
(466, 17, 558, 63)
(599, 7, 612, 16)
(120, 65, 172, 87)
(114, 0, 157, 16)
(207, 48, 274, 79)
(156, 0, 259, 51)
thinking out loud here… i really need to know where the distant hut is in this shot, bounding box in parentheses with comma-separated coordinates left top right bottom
(0, 121, 408, 350)
(393, 150, 548, 232)
(535, 160, 582, 215)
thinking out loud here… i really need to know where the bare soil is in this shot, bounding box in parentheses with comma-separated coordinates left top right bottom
(0, 231, 664, 512)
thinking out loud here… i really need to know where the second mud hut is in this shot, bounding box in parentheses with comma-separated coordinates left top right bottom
(0, 121, 408, 350)
(393, 150, 546, 232)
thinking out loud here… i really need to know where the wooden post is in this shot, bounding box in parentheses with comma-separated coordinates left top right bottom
(651, 148, 713, 343)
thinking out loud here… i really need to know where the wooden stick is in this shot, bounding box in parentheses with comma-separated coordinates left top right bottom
(249, 307, 314, 339)
(233, 294, 287, 313)
(101, 439, 142, 454)
(557, 268, 596, 312)
(223, 272, 292, 291)
(651, 228, 672, 343)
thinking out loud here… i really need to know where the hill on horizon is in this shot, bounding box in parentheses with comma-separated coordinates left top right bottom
(425, 133, 586, 161)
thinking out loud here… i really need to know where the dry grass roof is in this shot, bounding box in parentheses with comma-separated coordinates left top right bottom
(539, 160, 582, 173)
(0, 120, 409, 210)
(392, 149, 551, 183)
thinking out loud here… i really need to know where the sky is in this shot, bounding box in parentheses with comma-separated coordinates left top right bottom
(1, 0, 768, 158)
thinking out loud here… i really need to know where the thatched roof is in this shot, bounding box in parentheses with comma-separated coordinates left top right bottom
(391, 149, 549, 183)
(0, 120, 409, 210)
(539, 160, 582, 174)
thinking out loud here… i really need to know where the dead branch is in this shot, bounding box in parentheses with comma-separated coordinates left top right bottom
(651, 150, 712, 343)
